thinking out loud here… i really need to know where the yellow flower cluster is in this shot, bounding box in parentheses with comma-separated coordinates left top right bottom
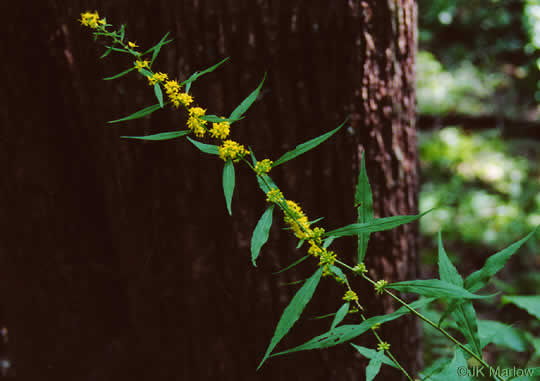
(148, 72, 168, 86)
(374, 280, 388, 295)
(342, 290, 359, 302)
(79, 11, 105, 29)
(128, 41, 138, 49)
(186, 107, 208, 137)
(377, 342, 390, 351)
(210, 121, 230, 140)
(283, 200, 311, 240)
(318, 249, 337, 267)
(254, 159, 273, 175)
(266, 188, 284, 203)
(163, 80, 193, 108)
(134, 60, 149, 72)
(353, 263, 367, 274)
(218, 140, 250, 162)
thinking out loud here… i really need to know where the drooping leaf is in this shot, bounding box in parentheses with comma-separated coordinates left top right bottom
(103, 66, 136, 80)
(257, 267, 324, 370)
(330, 303, 350, 330)
(350, 344, 399, 369)
(355, 151, 374, 263)
(251, 205, 274, 266)
(229, 73, 267, 122)
(182, 57, 230, 93)
(464, 226, 539, 293)
(108, 103, 162, 124)
(272, 255, 310, 275)
(386, 279, 495, 300)
(222, 159, 235, 215)
(501, 295, 540, 320)
(121, 130, 190, 141)
(186, 136, 219, 155)
(365, 350, 385, 381)
(271, 298, 435, 357)
(477, 320, 528, 352)
(325, 209, 433, 238)
(154, 83, 164, 108)
(272, 120, 347, 167)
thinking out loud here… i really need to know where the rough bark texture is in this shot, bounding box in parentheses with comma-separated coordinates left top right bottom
(1, 1, 419, 380)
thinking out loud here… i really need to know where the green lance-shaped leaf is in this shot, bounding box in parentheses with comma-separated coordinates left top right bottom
(271, 297, 435, 357)
(501, 295, 540, 320)
(182, 57, 230, 93)
(477, 320, 528, 352)
(222, 159, 235, 215)
(104, 45, 130, 54)
(256, 174, 278, 194)
(103, 66, 136, 81)
(330, 303, 350, 330)
(272, 255, 310, 275)
(365, 350, 385, 381)
(386, 279, 496, 300)
(257, 267, 324, 370)
(325, 209, 433, 238)
(150, 32, 171, 64)
(436, 231, 482, 358)
(119, 24, 125, 42)
(464, 226, 539, 293)
(229, 73, 267, 122)
(251, 205, 274, 266)
(328, 265, 347, 284)
(355, 151, 374, 263)
(272, 120, 347, 167)
(139, 68, 153, 78)
(100, 46, 113, 59)
(154, 83, 164, 108)
(350, 344, 399, 369)
(199, 115, 242, 124)
(121, 130, 190, 141)
(186, 136, 219, 155)
(108, 103, 163, 124)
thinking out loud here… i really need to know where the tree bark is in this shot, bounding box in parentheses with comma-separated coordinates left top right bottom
(1, 1, 419, 380)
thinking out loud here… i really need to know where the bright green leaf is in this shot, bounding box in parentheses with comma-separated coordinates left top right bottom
(355, 151, 374, 263)
(273, 120, 346, 167)
(331, 303, 350, 330)
(223, 159, 235, 215)
(100, 46, 113, 59)
(271, 298, 434, 357)
(108, 103, 162, 124)
(103, 66, 136, 80)
(229, 73, 267, 121)
(154, 83, 164, 108)
(465, 226, 539, 293)
(182, 57, 230, 93)
(387, 279, 495, 300)
(437, 231, 463, 287)
(186, 136, 219, 155)
(251, 205, 274, 266)
(121, 130, 190, 141)
(199, 115, 242, 124)
(257, 267, 324, 370)
(325, 209, 433, 238)
(477, 320, 528, 352)
(366, 350, 385, 381)
(350, 344, 399, 369)
(151, 32, 171, 64)
(501, 295, 540, 320)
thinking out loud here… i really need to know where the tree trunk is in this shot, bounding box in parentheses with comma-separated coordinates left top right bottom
(1, 1, 419, 380)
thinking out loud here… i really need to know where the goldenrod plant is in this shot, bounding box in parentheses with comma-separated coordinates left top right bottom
(79, 11, 539, 381)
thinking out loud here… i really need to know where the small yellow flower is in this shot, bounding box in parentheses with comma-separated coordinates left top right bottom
(318, 248, 337, 267)
(170, 92, 193, 108)
(210, 121, 230, 140)
(218, 140, 250, 162)
(128, 41, 139, 49)
(343, 290, 359, 302)
(307, 241, 323, 257)
(186, 116, 207, 138)
(377, 342, 390, 351)
(353, 263, 368, 274)
(148, 72, 168, 86)
(134, 60, 150, 72)
(79, 11, 105, 29)
(164, 80, 181, 96)
(254, 159, 273, 175)
(374, 280, 388, 295)
(349, 306, 360, 314)
(266, 188, 284, 203)
(371, 323, 381, 330)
